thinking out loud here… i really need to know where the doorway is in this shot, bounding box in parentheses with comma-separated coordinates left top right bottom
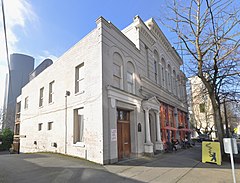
(117, 109, 131, 160)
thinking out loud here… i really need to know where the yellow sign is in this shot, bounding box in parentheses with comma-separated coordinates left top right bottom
(202, 141, 221, 165)
(234, 128, 238, 134)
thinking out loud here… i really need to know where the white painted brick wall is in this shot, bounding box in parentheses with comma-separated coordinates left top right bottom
(20, 28, 104, 164)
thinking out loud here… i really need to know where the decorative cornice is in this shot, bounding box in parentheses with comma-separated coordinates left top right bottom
(96, 16, 139, 51)
(145, 18, 183, 65)
(138, 26, 156, 46)
(134, 16, 156, 46)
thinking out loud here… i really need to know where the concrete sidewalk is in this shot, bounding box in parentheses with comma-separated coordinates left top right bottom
(105, 144, 240, 183)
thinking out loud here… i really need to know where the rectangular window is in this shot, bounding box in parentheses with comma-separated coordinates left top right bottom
(113, 63, 121, 88)
(73, 108, 84, 143)
(16, 102, 21, 120)
(162, 67, 165, 87)
(24, 97, 28, 109)
(49, 81, 54, 103)
(154, 61, 157, 83)
(48, 122, 53, 130)
(127, 72, 133, 93)
(75, 63, 84, 94)
(199, 103, 205, 113)
(145, 46, 150, 78)
(15, 124, 20, 135)
(117, 110, 129, 121)
(38, 123, 43, 131)
(39, 87, 44, 107)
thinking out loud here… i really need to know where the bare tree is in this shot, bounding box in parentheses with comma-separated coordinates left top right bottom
(160, 0, 240, 149)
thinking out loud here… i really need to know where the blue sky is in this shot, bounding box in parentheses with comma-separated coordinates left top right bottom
(0, 0, 176, 108)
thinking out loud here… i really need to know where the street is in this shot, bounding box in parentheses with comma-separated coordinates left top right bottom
(0, 144, 239, 183)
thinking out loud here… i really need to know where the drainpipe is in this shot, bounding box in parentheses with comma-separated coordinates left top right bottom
(65, 91, 70, 154)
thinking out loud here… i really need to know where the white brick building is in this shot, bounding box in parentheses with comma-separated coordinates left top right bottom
(188, 76, 217, 138)
(18, 16, 188, 164)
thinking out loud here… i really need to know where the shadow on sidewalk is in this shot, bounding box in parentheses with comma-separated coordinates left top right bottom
(113, 144, 239, 170)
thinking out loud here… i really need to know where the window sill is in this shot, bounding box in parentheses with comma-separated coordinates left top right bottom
(75, 90, 85, 96)
(48, 102, 54, 105)
(73, 142, 85, 147)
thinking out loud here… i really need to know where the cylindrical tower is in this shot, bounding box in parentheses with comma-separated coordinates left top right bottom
(2, 53, 34, 130)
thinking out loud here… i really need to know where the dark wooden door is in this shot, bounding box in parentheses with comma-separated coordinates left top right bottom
(117, 110, 131, 160)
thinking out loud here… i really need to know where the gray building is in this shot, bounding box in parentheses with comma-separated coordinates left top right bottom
(2, 53, 34, 130)
(29, 58, 53, 81)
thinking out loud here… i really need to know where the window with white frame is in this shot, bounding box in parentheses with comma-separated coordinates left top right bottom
(49, 81, 54, 103)
(145, 46, 150, 78)
(113, 53, 123, 89)
(154, 50, 159, 84)
(127, 72, 133, 92)
(73, 108, 84, 143)
(75, 63, 84, 94)
(126, 61, 135, 94)
(167, 64, 172, 91)
(173, 70, 177, 95)
(154, 60, 157, 83)
(24, 96, 29, 109)
(177, 75, 180, 98)
(161, 58, 166, 88)
(39, 87, 44, 107)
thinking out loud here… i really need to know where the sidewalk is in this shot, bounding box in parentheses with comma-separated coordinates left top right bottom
(105, 143, 240, 183)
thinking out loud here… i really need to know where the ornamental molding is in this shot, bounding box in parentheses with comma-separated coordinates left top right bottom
(142, 96, 160, 112)
(107, 85, 142, 107)
(145, 18, 183, 65)
(134, 16, 156, 46)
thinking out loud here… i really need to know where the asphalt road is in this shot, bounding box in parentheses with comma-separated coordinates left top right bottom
(0, 153, 142, 183)
(0, 144, 239, 183)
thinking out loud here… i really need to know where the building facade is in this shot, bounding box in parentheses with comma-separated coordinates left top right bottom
(18, 16, 188, 164)
(2, 53, 34, 131)
(188, 76, 216, 138)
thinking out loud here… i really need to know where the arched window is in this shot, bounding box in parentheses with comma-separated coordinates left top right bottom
(167, 64, 172, 91)
(126, 61, 135, 94)
(161, 58, 166, 88)
(173, 70, 177, 95)
(177, 75, 180, 98)
(113, 52, 123, 89)
(153, 50, 159, 83)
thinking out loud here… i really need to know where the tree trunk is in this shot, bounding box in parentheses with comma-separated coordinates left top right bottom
(210, 96, 224, 154)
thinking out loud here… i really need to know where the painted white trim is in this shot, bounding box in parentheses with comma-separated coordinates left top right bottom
(73, 142, 85, 147)
(107, 85, 142, 107)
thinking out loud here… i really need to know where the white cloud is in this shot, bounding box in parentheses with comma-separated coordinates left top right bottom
(0, 0, 37, 108)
